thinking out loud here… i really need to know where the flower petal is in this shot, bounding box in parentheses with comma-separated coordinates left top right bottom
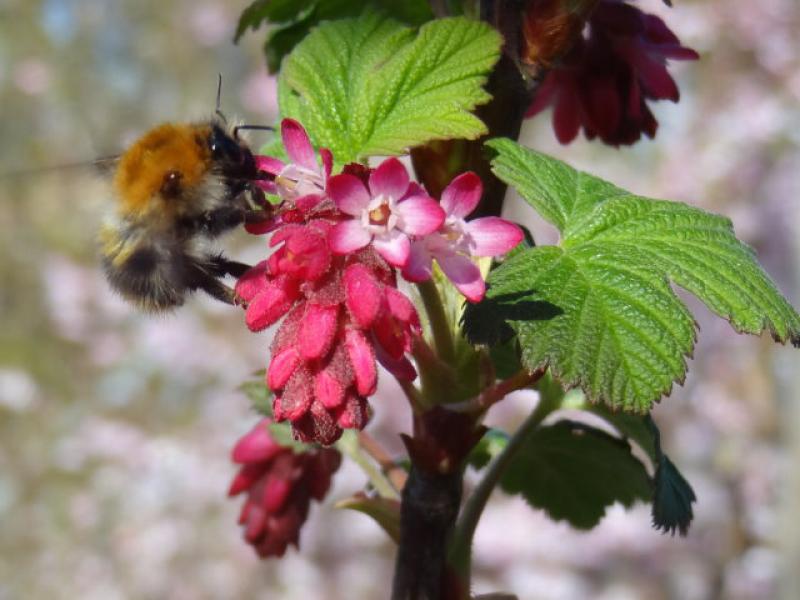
(329, 219, 373, 255)
(231, 420, 283, 464)
(320, 148, 333, 179)
(465, 217, 524, 256)
(395, 195, 445, 236)
(279, 370, 315, 421)
(334, 394, 369, 429)
(369, 157, 409, 200)
(402, 240, 433, 283)
(553, 79, 582, 144)
(281, 119, 317, 171)
(344, 264, 383, 328)
(235, 260, 269, 302)
(298, 304, 339, 360)
(268, 347, 301, 390)
(344, 329, 377, 396)
(374, 343, 417, 381)
(372, 230, 410, 267)
(440, 172, 482, 218)
(315, 369, 345, 409)
(437, 252, 485, 302)
(245, 281, 297, 331)
(328, 173, 371, 216)
(255, 155, 286, 176)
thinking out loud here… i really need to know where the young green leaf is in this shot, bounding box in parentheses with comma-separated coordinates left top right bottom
(500, 420, 652, 529)
(467, 428, 510, 470)
(335, 493, 401, 543)
(236, 1, 435, 73)
(652, 454, 696, 536)
(238, 376, 272, 417)
(477, 138, 800, 412)
(267, 421, 313, 452)
(278, 12, 501, 163)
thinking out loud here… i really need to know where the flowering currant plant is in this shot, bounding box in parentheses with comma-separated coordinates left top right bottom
(211, 1, 800, 598)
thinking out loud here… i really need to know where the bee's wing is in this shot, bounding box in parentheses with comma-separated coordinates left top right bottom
(0, 155, 121, 181)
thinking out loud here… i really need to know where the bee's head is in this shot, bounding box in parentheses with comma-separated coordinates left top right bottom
(208, 123, 258, 178)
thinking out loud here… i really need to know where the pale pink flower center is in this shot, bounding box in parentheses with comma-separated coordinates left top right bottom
(441, 216, 472, 253)
(361, 194, 398, 235)
(275, 164, 325, 200)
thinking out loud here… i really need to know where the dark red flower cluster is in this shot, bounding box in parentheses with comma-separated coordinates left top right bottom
(228, 419, 341, 558)
(526, 0, 698, 145)
(237, 210, 420, 445)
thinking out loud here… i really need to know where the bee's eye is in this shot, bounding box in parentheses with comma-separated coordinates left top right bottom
(160, 170, 183, 198)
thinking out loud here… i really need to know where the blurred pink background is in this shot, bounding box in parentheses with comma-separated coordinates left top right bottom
(0, 1, 798, 598)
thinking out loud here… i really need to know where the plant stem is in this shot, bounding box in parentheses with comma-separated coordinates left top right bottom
(449, 395, 556, 579)
(428, 0, 449, 18)
(337, 431, 400, 501)
(453, 368, 545, 414)
(392, 463, 463, 600)
(417, 279, 456, 365)
(358, 431, 408, 491)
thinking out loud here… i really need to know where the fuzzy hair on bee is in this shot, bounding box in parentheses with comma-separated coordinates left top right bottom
(100, 118, 272, 311)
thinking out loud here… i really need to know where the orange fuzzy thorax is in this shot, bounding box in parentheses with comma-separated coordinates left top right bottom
(113, 123, 212, 214)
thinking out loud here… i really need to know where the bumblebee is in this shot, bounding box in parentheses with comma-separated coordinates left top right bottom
(100, 119, 271, 311)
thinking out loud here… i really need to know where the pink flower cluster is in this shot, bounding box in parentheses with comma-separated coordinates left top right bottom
(527, 0, 699, 146)
(228, 419, 341, 558)
(239, 119, 522, 444)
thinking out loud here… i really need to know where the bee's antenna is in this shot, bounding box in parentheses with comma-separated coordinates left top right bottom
(215, 74, 227, 123)
(233, 124, 275, 139)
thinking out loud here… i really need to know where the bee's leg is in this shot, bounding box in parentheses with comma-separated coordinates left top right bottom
(208, 254, 252, 278)
(195, 273, 240, 306)
(201, 207, 246, 236)
(246, 183, 269, 209)
(244, 208, 274, 223)
(186, 261, 245, 307)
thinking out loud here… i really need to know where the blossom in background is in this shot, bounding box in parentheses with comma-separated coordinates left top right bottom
(228, 419, 341, 558)
(328, 157, 445, 267)
(526, 0, 699, 145)
(403, 172, 523, 302)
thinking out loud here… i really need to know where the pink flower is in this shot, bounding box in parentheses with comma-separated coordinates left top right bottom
(254, 118, 333, 206)
(403, 173, 523, 302)
(328, 158, 445, 267)
(228, 419, 341, 558)
(526, 0, 698, 146)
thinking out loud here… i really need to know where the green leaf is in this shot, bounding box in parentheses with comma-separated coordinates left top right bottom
(468, 428, 509, 470)
(500, 420, 652, 529)
(234, 0, 317, 43)
(479, 138, 800, 412)
(652, 454, 696, 536)
(335, 492, 401, 543)
(263, 8, 318, 73)
(236, 1, 436, 71)
(267, 421, 312, 452)
(238, 375, 272, 417)
(278, 13, 501, 163)
(572, 404, 697, 535)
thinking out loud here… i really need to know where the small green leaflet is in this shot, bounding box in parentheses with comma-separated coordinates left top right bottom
(238, 374, 272, 417)
(477, 138, 800, 412)
(500, 420, 652, 529)
(278, 12, 501, 163)
(467, 428, 509, 470)
(234, 1, 435, 73)
(335, 493, 401, 543)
